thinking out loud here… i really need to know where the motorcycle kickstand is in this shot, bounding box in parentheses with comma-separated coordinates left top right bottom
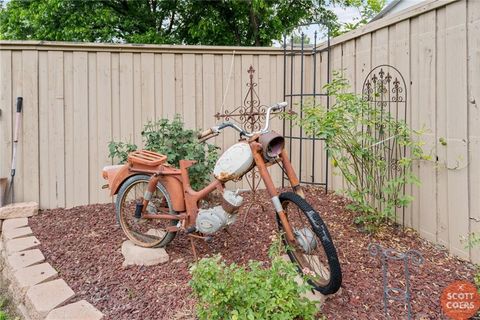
(189, 237, 198, 261)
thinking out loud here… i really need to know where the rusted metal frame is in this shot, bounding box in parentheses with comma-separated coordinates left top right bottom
(141, 175, 160, 212)
(279, 149, 305, 198)
(251, 141, 295, 243)
(179, 159, 223, 228)
(142, 213, 187, 220)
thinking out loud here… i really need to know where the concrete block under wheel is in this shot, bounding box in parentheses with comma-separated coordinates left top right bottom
(121, 240, 169, 267)
(2, 226, 33, 241)
(10, 263, 58, 302)
(46, 300, 104, 320)
(2, 217, 28, 232)
(0, 202, 38, 219)
(4, 236, 40, 256)
(25, 279, 75, 320)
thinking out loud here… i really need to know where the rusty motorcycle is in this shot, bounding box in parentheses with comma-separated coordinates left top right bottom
(102, 102, 342, 295)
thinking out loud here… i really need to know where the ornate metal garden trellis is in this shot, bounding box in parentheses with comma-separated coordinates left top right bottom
(361, 65, 408, 224)
(282, 28, 331, 191)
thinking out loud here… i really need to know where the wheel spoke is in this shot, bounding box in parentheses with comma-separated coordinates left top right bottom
(278, 196, 336, 290)
(117, 176, 178, 248)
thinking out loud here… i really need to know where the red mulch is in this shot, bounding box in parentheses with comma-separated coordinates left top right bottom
(29, 187, 476, 320)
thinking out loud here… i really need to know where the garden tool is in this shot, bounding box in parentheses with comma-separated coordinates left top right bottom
(4, 97, 23, 206)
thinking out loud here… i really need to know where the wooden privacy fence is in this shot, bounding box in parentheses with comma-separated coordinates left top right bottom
(323, 0, 480, 263)
(0, 43, 294, 211)
(0, 0, 479, 263)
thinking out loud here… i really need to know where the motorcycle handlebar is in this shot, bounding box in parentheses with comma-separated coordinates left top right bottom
(198, 101, 288, 141)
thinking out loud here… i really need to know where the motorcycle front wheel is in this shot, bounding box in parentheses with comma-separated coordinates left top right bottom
(276, 192, 342, 295)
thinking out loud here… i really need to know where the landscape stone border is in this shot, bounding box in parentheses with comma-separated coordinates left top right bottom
(0, 203, 104, 320)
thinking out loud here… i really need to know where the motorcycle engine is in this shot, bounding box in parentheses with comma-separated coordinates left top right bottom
(196, 190, 243, 234)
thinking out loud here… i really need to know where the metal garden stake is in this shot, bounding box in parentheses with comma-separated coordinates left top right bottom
(368, 243, 423, 320)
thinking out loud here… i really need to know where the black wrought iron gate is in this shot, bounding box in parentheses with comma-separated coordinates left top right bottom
(282, 29, 331, 190)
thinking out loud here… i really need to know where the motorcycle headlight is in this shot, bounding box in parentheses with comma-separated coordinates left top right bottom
(259, 131, 285, 160)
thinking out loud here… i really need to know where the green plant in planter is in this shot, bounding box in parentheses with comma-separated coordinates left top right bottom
(108, 115, 219, 190)
(291, 73, 426, 230)
(189, 234, 319, 320)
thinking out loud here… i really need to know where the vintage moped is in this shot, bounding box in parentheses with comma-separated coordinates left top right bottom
(102, 102, 342, 294)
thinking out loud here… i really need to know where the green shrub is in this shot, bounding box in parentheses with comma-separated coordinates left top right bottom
(108, 115, 219, 190)
(189, 236, 319, 320)
(292, 73, 426, 229)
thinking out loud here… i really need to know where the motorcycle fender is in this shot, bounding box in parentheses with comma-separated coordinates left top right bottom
(102, 164, 134, 196)
(159, 175, 186, 212)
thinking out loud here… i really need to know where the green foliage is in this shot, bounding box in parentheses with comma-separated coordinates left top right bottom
(465, 233, 480, 294)
(332, 0, 386, 36)
(109, 115, 218, 190)
(108, 141, 137, 164)
(1, 0, 378, 46)
(189, 236, 318, 320)
(292, 72, 426, 229)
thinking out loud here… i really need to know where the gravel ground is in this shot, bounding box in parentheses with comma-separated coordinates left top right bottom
(29, 187, 476, 319)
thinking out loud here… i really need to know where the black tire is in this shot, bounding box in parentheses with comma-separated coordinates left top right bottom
(116, 174, 178, 248)
(276, 192, 342, 295)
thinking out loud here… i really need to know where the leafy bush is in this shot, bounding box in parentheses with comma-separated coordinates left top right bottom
(292, 73, 426, 229)
(108, 115, 219, 190)
(189, 235, 319, 320)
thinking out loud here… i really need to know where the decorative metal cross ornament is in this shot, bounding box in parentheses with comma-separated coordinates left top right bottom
(215, 66, 277, 215)
(215, 65, 271, 132)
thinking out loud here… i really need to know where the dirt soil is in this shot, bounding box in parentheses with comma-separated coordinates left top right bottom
(29, 187, 476, 320)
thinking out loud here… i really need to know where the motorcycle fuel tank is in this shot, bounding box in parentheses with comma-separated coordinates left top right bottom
(213, 142, 254, 182)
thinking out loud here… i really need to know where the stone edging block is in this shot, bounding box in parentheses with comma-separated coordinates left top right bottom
(0, 210, 104, 319)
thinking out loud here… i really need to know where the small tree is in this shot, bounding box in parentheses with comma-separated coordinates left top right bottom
(293, 73, 426, 229)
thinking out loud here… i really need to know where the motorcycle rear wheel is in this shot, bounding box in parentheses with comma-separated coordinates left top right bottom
(116, 174, 178, 248)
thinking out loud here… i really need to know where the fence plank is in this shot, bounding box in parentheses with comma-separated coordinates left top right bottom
(416, 10, 438, 243)
(175, 54, 184, 116)
(388, 19, 412, 227)
(111, 53, 120, 142)
(11, 51, 23, 202)
(96, 52, 113, 204)
(47, 51, 65, 207)
(0, 50, 12, 181)
(38, 51, 49, 209)
(21, 50, 39, 204)
(467, 0, 480, 263)
(410, 16, 421, 231)
(371, 27, 389, 66)
(64, 52, 74, 208)
(133, 54, 142, 146)
(182, 54, 196, 129)
(141, 53, 155, 127)
(73, 52, 89, 207)
(119, 53, 135, 143)
(162, 54, 175, 120)
(88, 52, 98, 204)
(445, 0, 469, 259)
(436, 6, 450, 249)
